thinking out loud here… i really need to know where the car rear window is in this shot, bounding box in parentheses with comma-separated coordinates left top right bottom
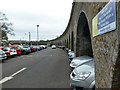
(24, 47, 28, 48)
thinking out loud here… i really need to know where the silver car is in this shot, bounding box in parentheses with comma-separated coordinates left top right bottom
(70, 60, 95, 89)
(70, 56, 93, 69)
(68, 51, 75, 63)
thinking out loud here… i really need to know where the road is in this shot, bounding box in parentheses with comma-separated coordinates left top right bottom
(1, 47, 71, 88)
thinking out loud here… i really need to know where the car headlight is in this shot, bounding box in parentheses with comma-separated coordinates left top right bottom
(71, 62, 77, 66)
(75, 72, 91, 80)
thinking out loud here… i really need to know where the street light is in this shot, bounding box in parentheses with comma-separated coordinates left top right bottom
(37, 25, 39, 45)
(29, 32, 31, 46)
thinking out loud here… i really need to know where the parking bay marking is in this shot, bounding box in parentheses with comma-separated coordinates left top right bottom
(0, 67, 27, 84)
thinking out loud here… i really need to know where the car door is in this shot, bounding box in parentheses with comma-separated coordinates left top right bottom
(11, 48, 17, 55)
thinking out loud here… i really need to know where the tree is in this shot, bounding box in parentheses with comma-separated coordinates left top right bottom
(0, 12, 15, 40)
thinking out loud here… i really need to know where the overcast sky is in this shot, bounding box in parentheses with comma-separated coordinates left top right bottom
(0, 0, 73, 41)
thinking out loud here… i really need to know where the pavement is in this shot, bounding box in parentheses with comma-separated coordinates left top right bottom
(1, 47, 71, 88)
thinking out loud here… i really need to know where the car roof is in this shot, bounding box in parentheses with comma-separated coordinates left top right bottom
(9, 46, 17, 47)
(74, 56, 93, 60)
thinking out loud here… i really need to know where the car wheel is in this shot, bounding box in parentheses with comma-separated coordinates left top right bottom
(11, 55, 14, 58)
(2, 60, 5, 63)
(73, 87, 83, 90)
(23, 51, 26, 55)
(5, 57, 8, 60)
(92, 86, 95, 90)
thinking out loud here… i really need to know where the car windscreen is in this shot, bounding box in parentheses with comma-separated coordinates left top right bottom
(76, 56, 93, 61)
(81, 60, 94, 68)
(3, 48, 8, 51)
(11, 48, 15, 50)
(23, 46, 28, 48)
(17, 47, 20, 49)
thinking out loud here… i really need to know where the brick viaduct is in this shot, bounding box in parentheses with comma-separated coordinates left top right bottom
(46, 1, 120, 88)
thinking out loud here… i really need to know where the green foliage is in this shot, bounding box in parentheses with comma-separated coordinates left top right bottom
(0, 12, 15, 38)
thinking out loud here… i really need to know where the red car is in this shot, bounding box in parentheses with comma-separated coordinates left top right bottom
(9, 46, 22, 55)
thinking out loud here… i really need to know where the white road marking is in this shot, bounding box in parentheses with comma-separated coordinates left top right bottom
(10, 67, 27, 77)
(0, 77, 13, 84)
(0, 67, 27, 84)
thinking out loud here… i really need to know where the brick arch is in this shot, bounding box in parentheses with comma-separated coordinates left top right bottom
(76, 11, 93, 57)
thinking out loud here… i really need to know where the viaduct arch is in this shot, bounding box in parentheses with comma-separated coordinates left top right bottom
(48, 1, 120, 88)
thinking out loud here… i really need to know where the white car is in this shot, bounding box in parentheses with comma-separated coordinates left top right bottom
(0, 49, 7, 62)
(70, 56, 93, 69)
(40, 45, 47, 49)
(52, 45, 56, 49)
(5, 47, 17, 56)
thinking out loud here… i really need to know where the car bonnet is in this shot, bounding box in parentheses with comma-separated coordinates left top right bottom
(71, 58, 93, 66)
(73, 61, 94, 74)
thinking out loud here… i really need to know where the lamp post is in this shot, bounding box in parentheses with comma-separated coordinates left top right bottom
(24, 33, 26, 45)
(29, 32, 31, 46)
(37, 25, 39, 45)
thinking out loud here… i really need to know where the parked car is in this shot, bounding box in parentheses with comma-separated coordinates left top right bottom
(68, 51, 75, 63)
(21, 46, 31, 54)
(0, 49, 7, 63)
(37, 45, 42, 50)
(52, 45, 56, 49)
(9, 46, 22, 55)
(70, 56, 93, 69)
(66, 48, 69, 52)
(40, 45, 47, 49)
(70, 60, 95, 89)
(0, 47, 10, 57)
(2, 47, 17, 57)
(33, 46, 41, 51)
(58, 46, 65, 49)
(30, 46, 37, 52)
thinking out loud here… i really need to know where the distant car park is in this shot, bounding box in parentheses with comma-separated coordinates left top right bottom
(0, 44, 47, 63)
